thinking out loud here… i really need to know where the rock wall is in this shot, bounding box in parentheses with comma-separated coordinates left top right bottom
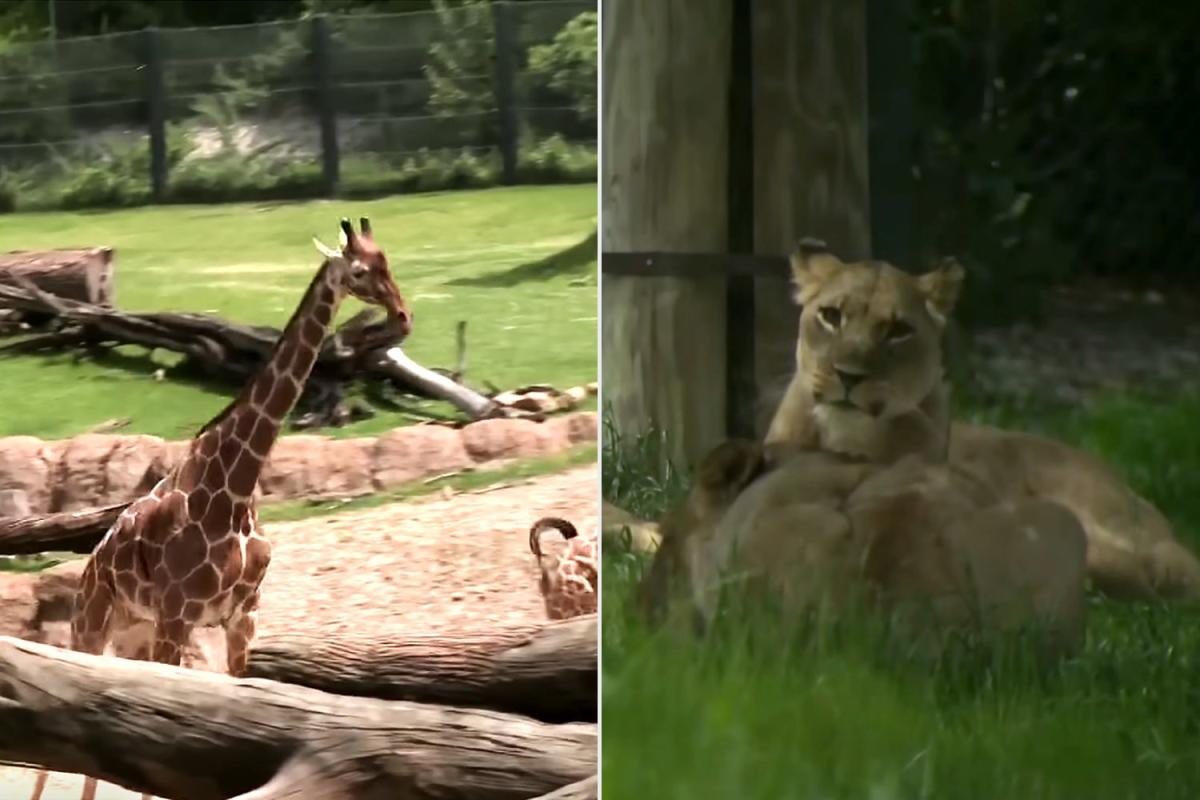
(0, 413, 597, 515)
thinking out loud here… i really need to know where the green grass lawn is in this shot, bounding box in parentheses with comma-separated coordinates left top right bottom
(602, 389, 1200, 800)
(0, 184, 597, 440)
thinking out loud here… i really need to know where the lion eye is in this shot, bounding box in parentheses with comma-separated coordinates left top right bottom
(817, 307, 842, 329)
(887, 320, 914, 342)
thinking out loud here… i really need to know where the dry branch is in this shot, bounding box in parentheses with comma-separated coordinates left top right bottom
(531, 776, 599, 800)
(0, 248, 115, 306)
(0, 636, 596, 800)
(245, 615, 597, 722)
(0, 503, 125, 555)
(0, 283, 501, 422)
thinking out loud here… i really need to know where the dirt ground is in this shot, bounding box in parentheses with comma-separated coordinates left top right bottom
(0, 465, 597, 798)
(1, 464, 598, 657)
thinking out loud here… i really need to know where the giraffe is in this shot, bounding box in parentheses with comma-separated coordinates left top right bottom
(43, 218, 410, 800)
(530, 517, 598, 620)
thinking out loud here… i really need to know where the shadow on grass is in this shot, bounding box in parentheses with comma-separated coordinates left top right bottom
(447, 230, 597, 288)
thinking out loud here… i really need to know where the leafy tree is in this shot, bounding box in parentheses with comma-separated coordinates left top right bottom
(424, 0, 496, 123)
(527, 11, 596, 124)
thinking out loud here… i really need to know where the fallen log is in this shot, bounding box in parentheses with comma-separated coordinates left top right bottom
(0, 248, 115, 306)
(0, 283, 560, 425)
(245, 615, 597, 722)
(372, 345, 498, 419)
(532, 776, 598, 800)
(0, 636, 596, 800)
(0, 502, 124, 555)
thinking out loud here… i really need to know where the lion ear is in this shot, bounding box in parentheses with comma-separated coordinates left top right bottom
(916, 257, 965, 327)
(790, 238, 843, 306)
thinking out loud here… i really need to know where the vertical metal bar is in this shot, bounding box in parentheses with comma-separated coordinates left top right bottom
(725, 0, 757, 439)
(143, 27, 167, 202)
(313, 15, 340, 196)
(866, 0, 915, 267)
(491, 1, 520, 184)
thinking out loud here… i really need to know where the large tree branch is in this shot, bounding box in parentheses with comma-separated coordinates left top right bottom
(245, 615, 597, 722)
(0, 637, 595, 800)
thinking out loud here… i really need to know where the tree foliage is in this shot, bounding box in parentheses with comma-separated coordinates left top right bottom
(912, 0, 1200, 321)
(528, 11, 596, 124)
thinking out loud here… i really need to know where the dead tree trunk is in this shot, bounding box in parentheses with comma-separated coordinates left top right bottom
(0, 248, 115, 306)
(0, 503, 124, 555)
(531, 776, 598, 800)
(0, 636, 596, 800)
(245, 615, 597, 722)
(371, 346, 499, 419)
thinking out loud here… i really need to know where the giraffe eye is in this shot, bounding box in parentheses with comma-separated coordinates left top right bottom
(349, 260, 368, 277)
(817, 306, 842, 329)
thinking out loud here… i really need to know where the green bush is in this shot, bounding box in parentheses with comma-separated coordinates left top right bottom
(168, 155, 322, 203)
(527, 11, 598, 124)
(0, 171, 18, 214)
(517, 134, 596, 183)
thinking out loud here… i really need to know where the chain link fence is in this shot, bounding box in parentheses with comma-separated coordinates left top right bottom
(0, 0, 596, 212)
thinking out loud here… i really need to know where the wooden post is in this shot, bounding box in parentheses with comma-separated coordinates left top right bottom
(601, 0, 732, 467)
(491, 1, 520, 184)
(725, 0, 757, 439)
(142, 27, 167, 202)
(867, 0, 915, 267)
(312, 15, 340, 195)
(750, 0, 871, 433)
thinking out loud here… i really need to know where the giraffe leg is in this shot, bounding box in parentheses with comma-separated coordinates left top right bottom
(152, 616, 194, 666)
(225, 532, 272, 677)
(70, 564, 115, 655)
(224, 600, 259, 677)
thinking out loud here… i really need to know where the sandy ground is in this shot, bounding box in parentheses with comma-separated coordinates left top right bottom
(0, 464, 598, 799)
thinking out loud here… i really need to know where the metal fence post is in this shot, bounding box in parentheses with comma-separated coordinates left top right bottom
(142, 27, 168, 202)
(312, 14, 340, 196)
(491, 1, 520, 184)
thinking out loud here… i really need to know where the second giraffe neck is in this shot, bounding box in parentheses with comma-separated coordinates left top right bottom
(185, 259, 346, 492)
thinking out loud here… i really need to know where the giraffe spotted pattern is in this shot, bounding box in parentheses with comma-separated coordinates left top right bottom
(530, 517, 597, 620)
(53, 217, 411, 800)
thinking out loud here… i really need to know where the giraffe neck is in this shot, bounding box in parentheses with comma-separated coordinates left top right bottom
(178, 259, 346, 503)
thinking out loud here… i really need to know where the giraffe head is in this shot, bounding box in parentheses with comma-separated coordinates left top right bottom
(315, 217, 412, 337)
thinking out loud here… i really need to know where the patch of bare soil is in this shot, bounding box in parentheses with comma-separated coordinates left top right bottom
(0, 465, 597, 797)
(0, 464, 598, 662)
(968, 280, 1200, 403)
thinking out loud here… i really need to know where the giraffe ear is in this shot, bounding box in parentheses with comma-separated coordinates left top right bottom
(312, 237, 341, 260)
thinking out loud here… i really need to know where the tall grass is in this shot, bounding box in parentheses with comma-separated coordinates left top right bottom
(602, 389, 1200, 800)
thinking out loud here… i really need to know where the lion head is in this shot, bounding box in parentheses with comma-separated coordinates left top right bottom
(790, 239, 964, 421)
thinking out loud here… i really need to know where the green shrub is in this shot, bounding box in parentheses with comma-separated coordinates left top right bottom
(517, 134, 596, 183)
(168, 155, 323, 203)
(527, 11, 598, 124)
(341, 148, 502, 197)
(0, 171, 19, 214)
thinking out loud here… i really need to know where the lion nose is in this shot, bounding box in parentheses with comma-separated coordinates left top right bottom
(835, 368, 866, 390)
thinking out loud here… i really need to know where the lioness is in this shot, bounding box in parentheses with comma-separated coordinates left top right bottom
(632, 240, 1198, 652)
(765, 239, 1200, 601)
(641, 437, 1089, 655)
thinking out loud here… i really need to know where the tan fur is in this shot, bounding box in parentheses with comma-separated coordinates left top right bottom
(763, 239, 960, 464)
(651, 444, 1088, 655)
(602, 500, 662, 555)
(764, 240, 1200, 601)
